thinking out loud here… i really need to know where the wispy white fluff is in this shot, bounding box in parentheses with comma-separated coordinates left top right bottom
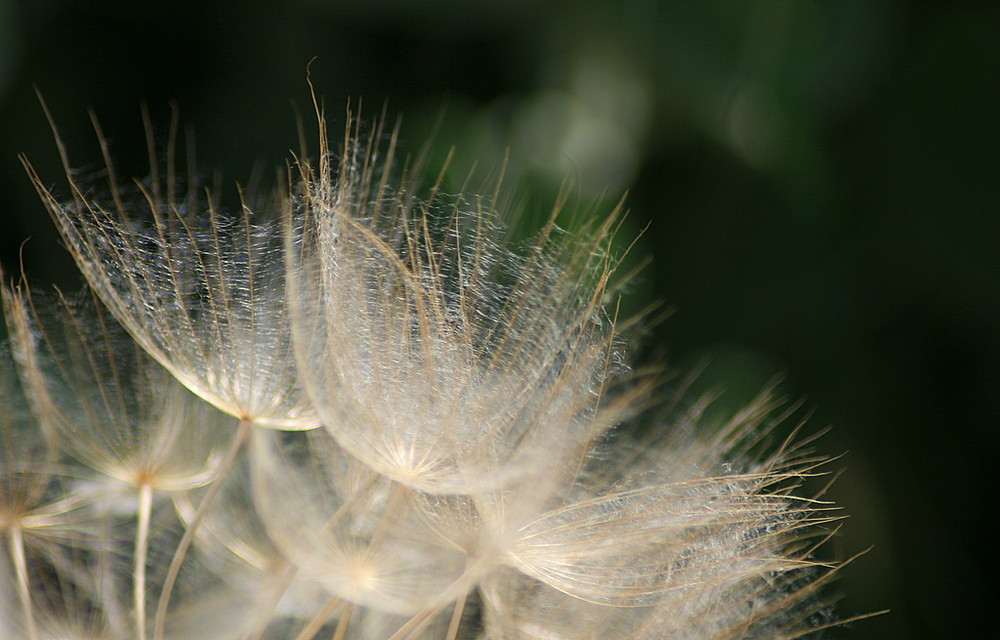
(24, 106, 317, 430)
(284, 107, 628, 496)
(0, 91, 862, 640)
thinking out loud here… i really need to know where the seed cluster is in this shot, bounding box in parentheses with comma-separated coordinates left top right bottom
(0, 96, 843, 640)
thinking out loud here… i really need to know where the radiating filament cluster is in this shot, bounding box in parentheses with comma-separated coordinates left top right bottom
(0, 97, 843, 640)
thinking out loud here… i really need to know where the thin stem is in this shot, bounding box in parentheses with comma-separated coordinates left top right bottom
(153, 418, 252, 640)
(331, 602, 353, 640)
(293, 595, 344, 640)
(9, 524, 38, 640)
(134, 482, 154, 640)
(386, 554, 493, 640)
(387, 606, 439, 640)
(445, 591, 468, 640)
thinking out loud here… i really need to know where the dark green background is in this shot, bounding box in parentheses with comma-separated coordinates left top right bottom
(1, 2, 997, 638)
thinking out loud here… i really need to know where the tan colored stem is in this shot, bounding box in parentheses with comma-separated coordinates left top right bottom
(331, 602, 353, 640)
(292, 594, 344, 640)
(444, 590, 468, 640)
(153, 417, 251, 640)
(134, 481, 154, 640)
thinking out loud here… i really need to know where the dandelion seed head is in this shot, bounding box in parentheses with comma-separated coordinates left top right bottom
(1, 93, 865, 640)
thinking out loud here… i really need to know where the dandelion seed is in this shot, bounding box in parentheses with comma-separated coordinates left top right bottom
(479, 406, 842, 640)
(286, 104, 632, 496)
(22, 98, 317, 431)
(251, 427, 466, 618)
(3, 284, 233, 497)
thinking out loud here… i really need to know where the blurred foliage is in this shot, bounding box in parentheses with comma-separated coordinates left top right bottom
(2, 1, 998, 637)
